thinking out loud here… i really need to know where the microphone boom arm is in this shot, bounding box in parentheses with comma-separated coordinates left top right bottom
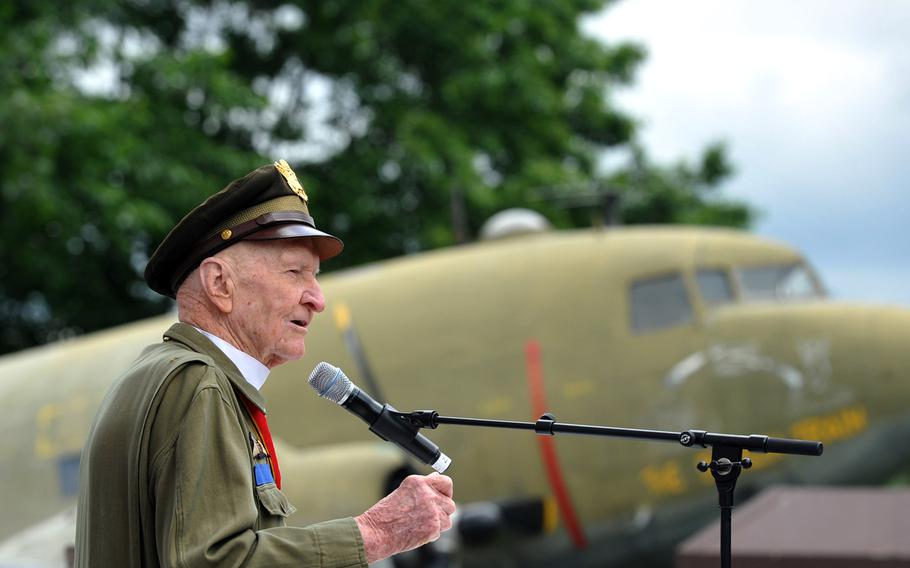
(396, 410, 823, 456)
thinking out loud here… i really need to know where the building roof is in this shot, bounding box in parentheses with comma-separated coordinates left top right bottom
(677, 485, 910, 568)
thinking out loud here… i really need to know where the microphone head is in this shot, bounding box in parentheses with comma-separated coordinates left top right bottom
(308, 362, 354, 404)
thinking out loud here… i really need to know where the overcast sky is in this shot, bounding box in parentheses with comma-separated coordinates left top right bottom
(585, 0, 910, 307)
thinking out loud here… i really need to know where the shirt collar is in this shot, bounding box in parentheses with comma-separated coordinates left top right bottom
(193, 327, 270, 391)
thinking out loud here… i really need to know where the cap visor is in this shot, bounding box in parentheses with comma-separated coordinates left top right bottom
(244, 224, 344, 260)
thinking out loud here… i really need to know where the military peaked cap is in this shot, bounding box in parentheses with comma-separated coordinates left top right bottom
(144, 160, 343, 298)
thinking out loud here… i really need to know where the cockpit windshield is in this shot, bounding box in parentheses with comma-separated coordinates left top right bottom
(737, 263, 823, 301)
(629, 262, 825, 334)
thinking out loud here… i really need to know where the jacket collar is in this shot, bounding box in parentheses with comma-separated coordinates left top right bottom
(163, 322, 268, 413)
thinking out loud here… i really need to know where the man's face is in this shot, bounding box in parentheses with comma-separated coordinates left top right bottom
(227, 240, 325, 368)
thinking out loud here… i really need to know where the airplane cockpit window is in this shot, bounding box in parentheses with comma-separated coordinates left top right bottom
(630, 274, 693, 333)
(738, 263, 820, 301)
(696, 269, 733, 306)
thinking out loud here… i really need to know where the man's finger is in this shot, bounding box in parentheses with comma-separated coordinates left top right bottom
(425, 473, 454, 497)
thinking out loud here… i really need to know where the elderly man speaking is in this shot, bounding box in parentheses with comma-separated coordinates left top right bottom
(75, 161, 455, 567)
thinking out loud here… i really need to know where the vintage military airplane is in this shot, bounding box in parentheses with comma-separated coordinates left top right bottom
(1, 212, 908, 567)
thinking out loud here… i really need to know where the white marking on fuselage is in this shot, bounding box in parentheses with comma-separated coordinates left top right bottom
(665, 352, 707, 387)
(664, 341, 809, 391)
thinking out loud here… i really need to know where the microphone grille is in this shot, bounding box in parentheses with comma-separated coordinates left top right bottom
(308, 362, 353, 404)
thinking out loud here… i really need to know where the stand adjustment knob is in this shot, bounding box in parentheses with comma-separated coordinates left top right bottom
(696, 457, 753, 475)
(534, 413, 556, 435)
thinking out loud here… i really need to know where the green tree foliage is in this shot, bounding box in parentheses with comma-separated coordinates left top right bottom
(615, 142, 750, 227)
(0, 0, 751, 354)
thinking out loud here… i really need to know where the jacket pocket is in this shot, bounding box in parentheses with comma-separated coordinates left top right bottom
(255, 482, 298, 518)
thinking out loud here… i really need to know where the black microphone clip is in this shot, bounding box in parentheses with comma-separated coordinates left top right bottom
(389, 409, 440, 430)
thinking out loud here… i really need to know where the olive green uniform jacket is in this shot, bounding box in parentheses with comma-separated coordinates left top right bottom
(75, 323, 367, 567)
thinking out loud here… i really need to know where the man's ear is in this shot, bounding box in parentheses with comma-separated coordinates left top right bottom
(198, 257, 234, 314)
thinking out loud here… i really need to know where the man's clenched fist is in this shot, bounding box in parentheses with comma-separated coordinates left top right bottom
(355, 473, 456, 563)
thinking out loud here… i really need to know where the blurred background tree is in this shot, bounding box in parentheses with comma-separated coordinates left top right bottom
(0, 0, 752, 354)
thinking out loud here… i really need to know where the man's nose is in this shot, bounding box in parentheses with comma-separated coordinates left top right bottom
(303, 280, 326, 313)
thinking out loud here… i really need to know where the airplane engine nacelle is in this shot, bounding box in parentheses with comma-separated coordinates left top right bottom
(273, 439, 416, 526)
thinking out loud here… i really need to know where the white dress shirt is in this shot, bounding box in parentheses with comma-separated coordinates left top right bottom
(194, 327, 270, 391)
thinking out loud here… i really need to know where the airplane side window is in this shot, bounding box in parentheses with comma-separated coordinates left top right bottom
(738, 263, 820, 301)
(696, 269, 733, 305)
(630, 274, 693, 333)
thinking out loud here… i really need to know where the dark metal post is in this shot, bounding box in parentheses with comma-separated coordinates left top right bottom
(696, 444, 748, 568)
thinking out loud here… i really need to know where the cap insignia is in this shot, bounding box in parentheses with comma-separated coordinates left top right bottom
(274, 159, 308, 203)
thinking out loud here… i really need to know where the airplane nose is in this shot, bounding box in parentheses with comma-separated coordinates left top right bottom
(800, 303, 910, 419)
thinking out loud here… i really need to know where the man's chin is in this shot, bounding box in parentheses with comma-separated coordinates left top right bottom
(267, 345, 307, 369)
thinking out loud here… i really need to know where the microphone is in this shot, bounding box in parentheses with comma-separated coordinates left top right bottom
(308, 362, 452, 473)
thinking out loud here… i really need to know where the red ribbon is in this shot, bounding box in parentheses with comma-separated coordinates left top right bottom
(240, 397, 282, 489)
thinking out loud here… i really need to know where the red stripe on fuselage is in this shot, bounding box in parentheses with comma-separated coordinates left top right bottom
(525, 340, 588, 549)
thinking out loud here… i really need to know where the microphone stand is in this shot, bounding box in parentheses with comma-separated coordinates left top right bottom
(390, 410, 823, 568)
